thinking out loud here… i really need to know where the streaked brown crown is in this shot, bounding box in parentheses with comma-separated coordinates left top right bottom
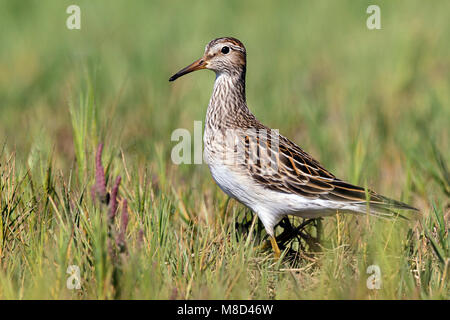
(205, 37, 246, 53)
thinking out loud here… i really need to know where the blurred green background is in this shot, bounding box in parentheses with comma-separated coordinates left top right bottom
(0, 0, 448, 299)
(2, 0, 448, 179)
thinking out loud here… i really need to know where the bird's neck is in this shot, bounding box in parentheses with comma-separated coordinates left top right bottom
(206, 70, 252, 130)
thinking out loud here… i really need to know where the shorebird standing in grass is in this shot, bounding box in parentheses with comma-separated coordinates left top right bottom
(169, 37, 417, 259)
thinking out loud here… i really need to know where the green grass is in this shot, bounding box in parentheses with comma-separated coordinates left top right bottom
(0, 0, 448, 299)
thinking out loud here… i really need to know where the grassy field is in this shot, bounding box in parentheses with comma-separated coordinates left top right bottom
(0, 0, 448, 299)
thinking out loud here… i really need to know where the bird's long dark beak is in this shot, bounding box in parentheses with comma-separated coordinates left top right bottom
(169, 58, 206, 82)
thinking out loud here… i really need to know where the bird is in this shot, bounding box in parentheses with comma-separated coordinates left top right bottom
(169, 37, 418, 259)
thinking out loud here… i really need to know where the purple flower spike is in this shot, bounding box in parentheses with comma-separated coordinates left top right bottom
(109, 176, 122, 221)
(94, 143, 107, 202)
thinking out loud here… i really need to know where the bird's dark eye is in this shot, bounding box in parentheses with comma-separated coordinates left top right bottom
(221, 46, 230, 54)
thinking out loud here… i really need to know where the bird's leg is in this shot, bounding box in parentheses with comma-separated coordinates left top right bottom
(270, 236, 281, 259)
(258, 235, 281, 259)
(260, 218, 290, 251)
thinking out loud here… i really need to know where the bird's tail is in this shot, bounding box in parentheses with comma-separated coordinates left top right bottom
(352, 195, 419, 219)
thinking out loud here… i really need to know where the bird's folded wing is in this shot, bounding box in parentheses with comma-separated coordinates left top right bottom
(238, 128, 416, 211)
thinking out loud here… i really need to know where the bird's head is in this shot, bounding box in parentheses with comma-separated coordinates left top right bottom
(169, 37, 246, 82)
